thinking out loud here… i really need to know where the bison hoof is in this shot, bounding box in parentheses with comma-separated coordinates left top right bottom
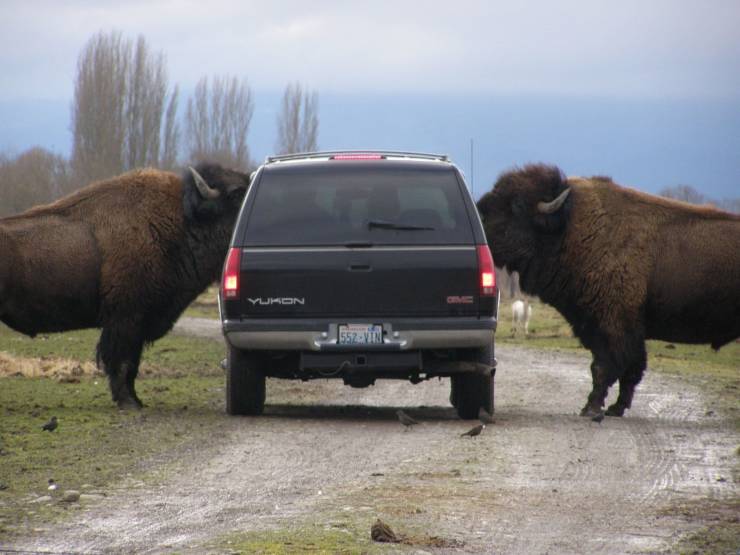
(579, 405, 603, 418)
(117, 397, 142, 411)
(605, 404, 626, 417)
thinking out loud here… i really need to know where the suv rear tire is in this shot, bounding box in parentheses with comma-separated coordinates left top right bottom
(451, 342, 494, 419)
(226, 347, 266, 415)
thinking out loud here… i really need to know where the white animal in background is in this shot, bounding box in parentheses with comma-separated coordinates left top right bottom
(511, 299, 533, 336)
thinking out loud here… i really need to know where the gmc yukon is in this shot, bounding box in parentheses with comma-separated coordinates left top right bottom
(219, 151, 498, 419)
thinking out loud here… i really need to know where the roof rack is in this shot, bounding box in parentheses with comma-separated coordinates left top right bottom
(265, 150, 449, 164)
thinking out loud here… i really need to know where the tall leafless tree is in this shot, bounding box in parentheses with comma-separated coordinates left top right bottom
(0, 148, 71, 217)
(718, 198, 740, 214)
(275, 82, 319, 154)
(161, 85, 180, 170)
(659, 184, 739, 213)
(71, 31, 179, 184)
(659, 184, 708, 205)
(185, 76, 255, 171)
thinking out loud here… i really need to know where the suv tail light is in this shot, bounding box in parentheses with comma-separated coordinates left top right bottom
(477, 245, 496, 296)
(222, 247, 241, 299)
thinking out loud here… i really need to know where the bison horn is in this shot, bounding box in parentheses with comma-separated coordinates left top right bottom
(537, 188, 570, 214)
(189, 167, 220, 200)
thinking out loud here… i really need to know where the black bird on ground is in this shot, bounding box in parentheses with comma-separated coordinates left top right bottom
(41, 416, 58, 432)
(396, 409, 419, 429)
(461, 424, 485, 437)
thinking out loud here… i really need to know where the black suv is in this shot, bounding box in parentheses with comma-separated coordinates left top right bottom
(219, 151, 498, 419)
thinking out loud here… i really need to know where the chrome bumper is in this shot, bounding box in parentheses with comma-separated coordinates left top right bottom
(223, 318, 495, 351)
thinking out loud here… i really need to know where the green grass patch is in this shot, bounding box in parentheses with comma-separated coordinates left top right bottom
(663, 499, 740, 555)
(215, 526, 383, 555)
(497, 299, 581, 351)
(182, 285, 220, 319)
(0, 323, 228, 540)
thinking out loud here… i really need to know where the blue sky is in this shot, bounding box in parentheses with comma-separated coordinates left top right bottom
(1, 0, 738, 198)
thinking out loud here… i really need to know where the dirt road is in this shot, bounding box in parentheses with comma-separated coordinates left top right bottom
(6, 318, 738, 553)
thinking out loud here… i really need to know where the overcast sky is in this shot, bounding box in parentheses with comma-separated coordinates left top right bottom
(1, 0, 739, 101)
(1, 1, 738, 199)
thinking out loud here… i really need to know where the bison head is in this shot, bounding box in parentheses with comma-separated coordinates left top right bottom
(476, 164, 571, 276)
(182, 162, 251, 221)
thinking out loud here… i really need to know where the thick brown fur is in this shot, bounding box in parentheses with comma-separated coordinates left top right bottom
(477, 164, 740, 417)
(0, 163, 250, 408)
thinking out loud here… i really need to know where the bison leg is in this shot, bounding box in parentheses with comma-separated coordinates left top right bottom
(97, 327, 145, 410)
(580, 358, 614, 417)
(123, 345, 145, 408)
(606, 340, 647, 417)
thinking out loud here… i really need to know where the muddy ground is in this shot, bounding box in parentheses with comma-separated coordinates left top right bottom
(4, 317, 738, 554)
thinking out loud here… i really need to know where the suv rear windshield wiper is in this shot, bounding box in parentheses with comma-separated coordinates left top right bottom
(367, 219, 435, 231)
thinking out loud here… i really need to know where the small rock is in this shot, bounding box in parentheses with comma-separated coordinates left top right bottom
(705, 410, 715, 417)
(0, 482, 8, 491)
(371, 519, 400, 543)
(62, 490, 80, 503)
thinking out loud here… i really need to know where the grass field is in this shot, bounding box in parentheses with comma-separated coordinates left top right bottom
(0, 323, 226, 538)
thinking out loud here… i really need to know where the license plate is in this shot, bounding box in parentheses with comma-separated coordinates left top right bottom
(338, 323, 383, 345)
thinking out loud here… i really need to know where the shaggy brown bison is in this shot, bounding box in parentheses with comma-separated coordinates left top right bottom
(0, 163, 250, 408)
(477, 164, 740, 418)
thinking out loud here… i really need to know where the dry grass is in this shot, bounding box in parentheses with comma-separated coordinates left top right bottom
(0, 351, 100, 381)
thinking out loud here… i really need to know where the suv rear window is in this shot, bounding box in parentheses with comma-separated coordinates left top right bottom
(243, 166, 474, 246)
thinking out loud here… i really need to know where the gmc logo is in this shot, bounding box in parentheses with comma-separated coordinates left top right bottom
(247, 297, 306, 306)
(446, 295, 474, 304)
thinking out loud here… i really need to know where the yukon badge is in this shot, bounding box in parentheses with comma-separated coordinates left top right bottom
(447, 295, 474, 304)
(247, 297, 306, 306)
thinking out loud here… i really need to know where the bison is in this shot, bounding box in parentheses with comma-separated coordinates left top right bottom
(0, 163, 250, 408)
(477, 164, 740, 417)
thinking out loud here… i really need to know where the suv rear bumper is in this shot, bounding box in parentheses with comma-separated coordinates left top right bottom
(223, 317, 496, 351)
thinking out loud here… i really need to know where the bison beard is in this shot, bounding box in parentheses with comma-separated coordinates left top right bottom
(0, 163, 250, 408)
(477, 164, 740, 418)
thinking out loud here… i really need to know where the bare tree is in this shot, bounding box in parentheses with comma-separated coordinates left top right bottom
(185, 76, 255, 171)
(659, 184, 708, 205)
(71, 30, 179, 184)
(718, 197, 740, 214)
(275, 82, 319, 154)
(161, 85, 180, 170)
(0, 148, 71, 217)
